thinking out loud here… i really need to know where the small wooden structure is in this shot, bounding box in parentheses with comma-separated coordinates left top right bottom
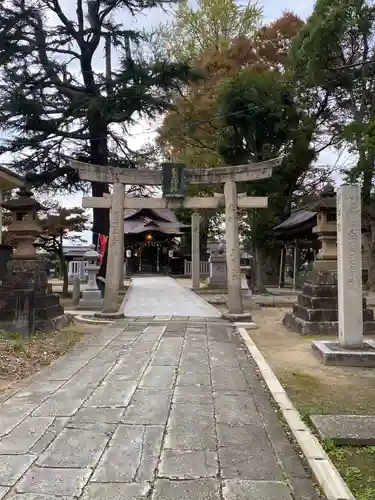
(274, 209, 319, 288)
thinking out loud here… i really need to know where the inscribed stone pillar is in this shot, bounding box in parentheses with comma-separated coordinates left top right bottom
(0, 189, 3, 245)
(191, 212, 200, 290)
(72, 277, 81, 306)
(224, 180, 243, 314)
(337, 184, 363, 348)
(118, 185, 126, 289)
(103, 183, 125, 313)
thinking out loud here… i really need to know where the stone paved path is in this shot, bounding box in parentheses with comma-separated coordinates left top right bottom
(0, 319, 320, 500)
(121, 277, 221, 317)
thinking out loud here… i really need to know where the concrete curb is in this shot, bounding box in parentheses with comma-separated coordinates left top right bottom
(237, 327, 355, 500)
(118, 279, 133, 315)
(74, 315, 114, 324)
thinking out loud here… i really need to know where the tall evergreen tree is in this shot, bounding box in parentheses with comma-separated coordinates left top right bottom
(0, 0, 195, 242)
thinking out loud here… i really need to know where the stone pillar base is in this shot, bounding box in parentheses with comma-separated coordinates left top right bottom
(94, 311, 124, 319)
(312, 339, 375, 367)
(77, 289, 103, 310)
(207, 283, 227, 290)
(283, 270, 375, 336)
(0, 259, 64, 335)
(222, 312, 253, 322)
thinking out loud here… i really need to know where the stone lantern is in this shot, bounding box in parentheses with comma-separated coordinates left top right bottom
(3, 187, 44, 260)
(0, 188, 64, 334)
(77, 245, 103, 310)
(311, 184, 337, 272)
(283, 183, 375, 336)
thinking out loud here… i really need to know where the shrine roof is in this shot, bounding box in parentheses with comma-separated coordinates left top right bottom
(124, 207, 177, 223)
(274, 209, 317, 237)
(0, 165, 24, 190)
(123, 208, 185, 236)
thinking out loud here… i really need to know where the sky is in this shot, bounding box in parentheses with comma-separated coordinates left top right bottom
(3, 0, 347, 243)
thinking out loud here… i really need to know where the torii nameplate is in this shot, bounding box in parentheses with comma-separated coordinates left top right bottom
(70, 158, 282, 186)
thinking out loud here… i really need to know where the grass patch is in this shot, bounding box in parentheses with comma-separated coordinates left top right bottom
(279, 370, 375, 499)
(322, 442, 375, 499)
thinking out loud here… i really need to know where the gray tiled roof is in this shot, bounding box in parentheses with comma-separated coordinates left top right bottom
(274, 210, 316, 232)
(123, 208, 183, 236)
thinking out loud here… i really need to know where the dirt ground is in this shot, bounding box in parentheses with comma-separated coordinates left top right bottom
(250, 308, 375, 415)
(0, 322, 103, 402)
(249, 307, 375, 499)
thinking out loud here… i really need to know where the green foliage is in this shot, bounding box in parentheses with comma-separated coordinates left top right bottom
(290, 0, 375, 287)
(0, 0, 197, 193)
(11, 338, 24, 352)
(217, 70, 298, 164)
(216, 69, 302, 246)
(152, 0, 262, 62)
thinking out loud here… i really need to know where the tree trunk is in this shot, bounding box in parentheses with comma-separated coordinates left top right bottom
(254, 244, 268, 294)
(59, 253, 69, 298)
(263, 244, 281, 286)
(89, 119, 110, 248)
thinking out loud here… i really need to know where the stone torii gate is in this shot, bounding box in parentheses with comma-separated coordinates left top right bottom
(71, 158, 281, 319)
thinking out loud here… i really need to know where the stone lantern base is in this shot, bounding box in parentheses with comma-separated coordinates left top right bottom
(283, 270, 375, 336)
(0, 259, 64, 335)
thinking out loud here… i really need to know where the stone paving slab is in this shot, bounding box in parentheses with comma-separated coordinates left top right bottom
(0, 318, 321, 500)
(222, 479, 293, 500)
(0, 488, 8, 500)
(121, 277, 222, 317)
(16, 467, 91, 496)
(311, 414, 375, 445)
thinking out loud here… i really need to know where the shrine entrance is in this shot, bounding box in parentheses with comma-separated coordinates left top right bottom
(126, 238, 176, 275)
(122, 205, 186, 275)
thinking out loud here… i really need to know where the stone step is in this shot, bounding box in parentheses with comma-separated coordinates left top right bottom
(298, 294, 371, 311)
(292, 304, 374, 323)
(301, 283, 338, 298)
(310, 414, 375, 445)
(283, 312, 375, 336)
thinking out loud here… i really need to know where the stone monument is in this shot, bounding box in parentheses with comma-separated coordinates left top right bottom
(72, 276, 81, 307)
(283, 184, 375, 336)
(207, 242, 227, 289)
(77, 245, 103, 310)
(312, 185, 375, 366)
(191, 212, 200, 290)
(0, 188, 64, 335)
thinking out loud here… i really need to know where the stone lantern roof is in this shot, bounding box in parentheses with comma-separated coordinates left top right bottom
(305, 183, 336, 212)
(1, 187, 44, 211)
